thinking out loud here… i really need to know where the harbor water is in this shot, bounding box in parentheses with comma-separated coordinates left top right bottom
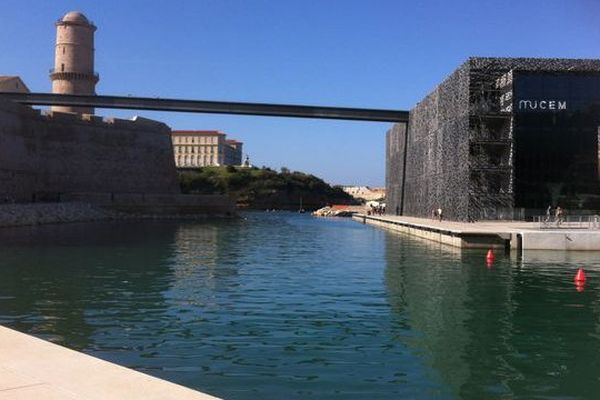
(0, 212, 599, 399)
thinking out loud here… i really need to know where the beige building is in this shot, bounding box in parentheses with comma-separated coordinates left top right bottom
(50, 11, 99, 114)
(171, 131, 243, 168)
(0, 76, 30, 93)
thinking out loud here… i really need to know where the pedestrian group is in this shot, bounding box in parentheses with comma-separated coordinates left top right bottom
(545, 205, 566, 226)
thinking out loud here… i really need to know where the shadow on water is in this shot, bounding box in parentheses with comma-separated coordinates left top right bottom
(384, 230, 600, 399)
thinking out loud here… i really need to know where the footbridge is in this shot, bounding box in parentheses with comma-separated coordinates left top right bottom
(0, 92, 409, 123)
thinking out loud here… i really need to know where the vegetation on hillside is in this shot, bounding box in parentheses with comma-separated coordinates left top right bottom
(179, 166, 358, 210)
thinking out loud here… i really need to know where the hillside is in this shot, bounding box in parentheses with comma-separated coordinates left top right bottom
(179, 166, 358, 210)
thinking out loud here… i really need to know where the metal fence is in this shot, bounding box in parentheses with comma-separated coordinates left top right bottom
(534, 215, 600, 230)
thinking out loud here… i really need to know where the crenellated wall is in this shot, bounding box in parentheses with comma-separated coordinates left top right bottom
(0, 99, 179, 202)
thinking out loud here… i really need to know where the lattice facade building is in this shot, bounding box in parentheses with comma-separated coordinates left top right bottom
(386, 57, 600, 221)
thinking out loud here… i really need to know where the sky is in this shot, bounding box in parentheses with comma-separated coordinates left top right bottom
(1, 0, 599, 186)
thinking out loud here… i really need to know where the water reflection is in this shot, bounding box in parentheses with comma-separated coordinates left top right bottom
(384, 236, 475, 398)
(157, 214, 442, 399)
(2, 214, 600, 399)
(384, 230, 600, 399)
(0, 222, 178, 350)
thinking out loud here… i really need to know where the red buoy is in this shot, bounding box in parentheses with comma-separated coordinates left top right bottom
(486, 249, 495, 262)
(575, 268, 586, 283)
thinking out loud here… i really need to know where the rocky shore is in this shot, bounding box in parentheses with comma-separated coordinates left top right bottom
(312, 205, 367, 217)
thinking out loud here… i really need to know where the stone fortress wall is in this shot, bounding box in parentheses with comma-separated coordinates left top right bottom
(0, 10, 235, 219)
(0, 99, 179, 203)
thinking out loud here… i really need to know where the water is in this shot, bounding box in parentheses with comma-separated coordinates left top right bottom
(1, 212, 600, 399)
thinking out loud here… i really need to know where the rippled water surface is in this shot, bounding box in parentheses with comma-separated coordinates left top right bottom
(1, 212, 600, 399)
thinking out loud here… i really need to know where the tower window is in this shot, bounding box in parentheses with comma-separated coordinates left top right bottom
(62, 47, 65, 54)
(61, 63, 64, 72)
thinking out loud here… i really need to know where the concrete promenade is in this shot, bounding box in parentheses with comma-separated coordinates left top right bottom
(354, 214, 600, 251)
(0, 326, 220, 400)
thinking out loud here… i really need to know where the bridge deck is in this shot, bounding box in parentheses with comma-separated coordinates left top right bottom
(0, 92, 409, 122)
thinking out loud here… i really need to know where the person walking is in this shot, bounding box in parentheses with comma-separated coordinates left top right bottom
(555, 206, 563, 227)
(437, 207, 443, 222)
(559, 207, 566, 225)
(545, 205, 552, 223)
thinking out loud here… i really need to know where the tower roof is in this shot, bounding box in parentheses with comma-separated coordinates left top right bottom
(61, 11, 90, 24)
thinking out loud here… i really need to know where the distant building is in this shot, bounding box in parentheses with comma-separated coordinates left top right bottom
(341, 186, 385, 202)
(0, 76, 30, 93)
(224, 139, 243, 166)
(171, 130, 244, 168)
(241, 155, 252, 168)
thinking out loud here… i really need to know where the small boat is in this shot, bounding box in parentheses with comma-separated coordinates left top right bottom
(298, 197, 305, 213)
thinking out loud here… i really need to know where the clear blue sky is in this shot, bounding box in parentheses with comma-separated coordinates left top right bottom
(2, 0, 599, 186)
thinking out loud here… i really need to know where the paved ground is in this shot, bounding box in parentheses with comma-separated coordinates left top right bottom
(364, 214, 594, 233)
(358, 214, 600, 251)
(0, 326, 220, 400)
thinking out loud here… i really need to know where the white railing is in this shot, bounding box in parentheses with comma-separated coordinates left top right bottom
(534, 215, 600, 230)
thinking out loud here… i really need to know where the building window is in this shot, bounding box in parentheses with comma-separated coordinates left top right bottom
(61, 63, 64, 72)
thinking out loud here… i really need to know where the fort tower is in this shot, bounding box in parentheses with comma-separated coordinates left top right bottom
(49, 11, 99, 114)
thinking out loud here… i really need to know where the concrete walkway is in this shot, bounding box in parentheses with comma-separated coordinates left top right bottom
(355, 214, 600, 250)
(0, 326, 220, 400)
(360, 214, 539, 233)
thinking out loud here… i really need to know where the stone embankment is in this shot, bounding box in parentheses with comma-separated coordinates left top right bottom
(0, 200, 236, 228)
(0, 202, 117, 227)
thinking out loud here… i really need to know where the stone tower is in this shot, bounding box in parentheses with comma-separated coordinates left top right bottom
(49, 11, 99, 114)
